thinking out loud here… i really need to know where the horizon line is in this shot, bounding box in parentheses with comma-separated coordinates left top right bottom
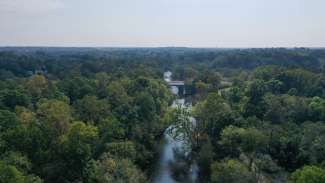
(1, 45, 325, 49)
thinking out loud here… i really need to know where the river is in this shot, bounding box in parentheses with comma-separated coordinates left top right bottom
(152, 71, 198, 183)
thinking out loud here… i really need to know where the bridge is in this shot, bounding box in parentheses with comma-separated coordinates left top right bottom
(167, 81, 184, 86)
(167, 80, 186, 95)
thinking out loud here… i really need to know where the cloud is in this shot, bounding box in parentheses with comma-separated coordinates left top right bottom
(0, 0, 64, 16)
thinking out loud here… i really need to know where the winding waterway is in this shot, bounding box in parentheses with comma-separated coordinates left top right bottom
(152, 71, 198, 183)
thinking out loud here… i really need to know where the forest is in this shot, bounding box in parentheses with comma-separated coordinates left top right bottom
(0, 47, 325, 183)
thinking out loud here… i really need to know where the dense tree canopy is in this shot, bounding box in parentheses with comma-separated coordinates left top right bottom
(0, 47, 325, 182)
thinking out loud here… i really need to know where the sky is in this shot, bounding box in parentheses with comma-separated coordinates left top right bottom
(0, 0, 324, 48)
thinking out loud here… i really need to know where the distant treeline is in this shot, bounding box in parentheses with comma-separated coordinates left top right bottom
(1, 48, 324, 79)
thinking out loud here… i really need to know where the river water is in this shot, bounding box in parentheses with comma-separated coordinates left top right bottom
(152, 71, 198, 183)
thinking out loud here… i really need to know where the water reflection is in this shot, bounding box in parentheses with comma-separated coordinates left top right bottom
(152, 72, 198, 183)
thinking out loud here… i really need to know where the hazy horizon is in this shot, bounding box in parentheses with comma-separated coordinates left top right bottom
(1, 46, 324, 49)
(1, 0, 325, 48)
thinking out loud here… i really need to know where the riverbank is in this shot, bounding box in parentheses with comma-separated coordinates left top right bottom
(152, 71, 198, 183)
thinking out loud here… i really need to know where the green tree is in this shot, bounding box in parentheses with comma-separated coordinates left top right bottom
(59, 76, 96, 102)
(244, 79, 267, 118)
(1, 151, 32, 173)
(0, 161, 42, 183)
(267, 122, 304, 171)
(263, 94, 286, 124)
(74, 95, 111, 123)
(37, 99, 71, 136)
(25, 75, 49, 99)
(308, 97, 325, 121)
(197, 140, 214, 181)
(104, 141, 136, 161)
(134, 92, 157, 122)
(300, 122, 325, 164)
(0, 110, 19, 133)
(105, 81, 134, 127)
(0, 161, 25, 183)
(194, 93, 235, 141)
(83, 154, 146, 183)
(224, 86, 244, 104)
(204, 71, 221, 89)
(15, 107, 36, 124)
(95, 72, 111, 98)
(106, 81, 131, 108)
(60, 121, 98, 181)
(0, 89, 30, 110)
(98, 117, 125, 142)
(219, 126, 267, 171)
(194, 81, 210, 100)
(266, 79, 283, 94)
(211, 159, 255, 183)
(290, 166, 325, 183)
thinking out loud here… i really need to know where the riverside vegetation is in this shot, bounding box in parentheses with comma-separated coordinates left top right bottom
(0, 47, 325, 182)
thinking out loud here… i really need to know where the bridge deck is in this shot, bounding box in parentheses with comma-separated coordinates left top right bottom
(168, 81, 184, 86)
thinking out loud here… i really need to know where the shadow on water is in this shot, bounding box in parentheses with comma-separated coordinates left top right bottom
(152, 71, 198, 183)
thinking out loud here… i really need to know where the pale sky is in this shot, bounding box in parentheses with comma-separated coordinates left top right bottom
(0, 0, 324, 47)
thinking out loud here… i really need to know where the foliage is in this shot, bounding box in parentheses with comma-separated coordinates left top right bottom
(290, 166, 325, 183)
(210, 159, 255, 183)
(1, 47, 325, 182)
(83, 154, 147, 183)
